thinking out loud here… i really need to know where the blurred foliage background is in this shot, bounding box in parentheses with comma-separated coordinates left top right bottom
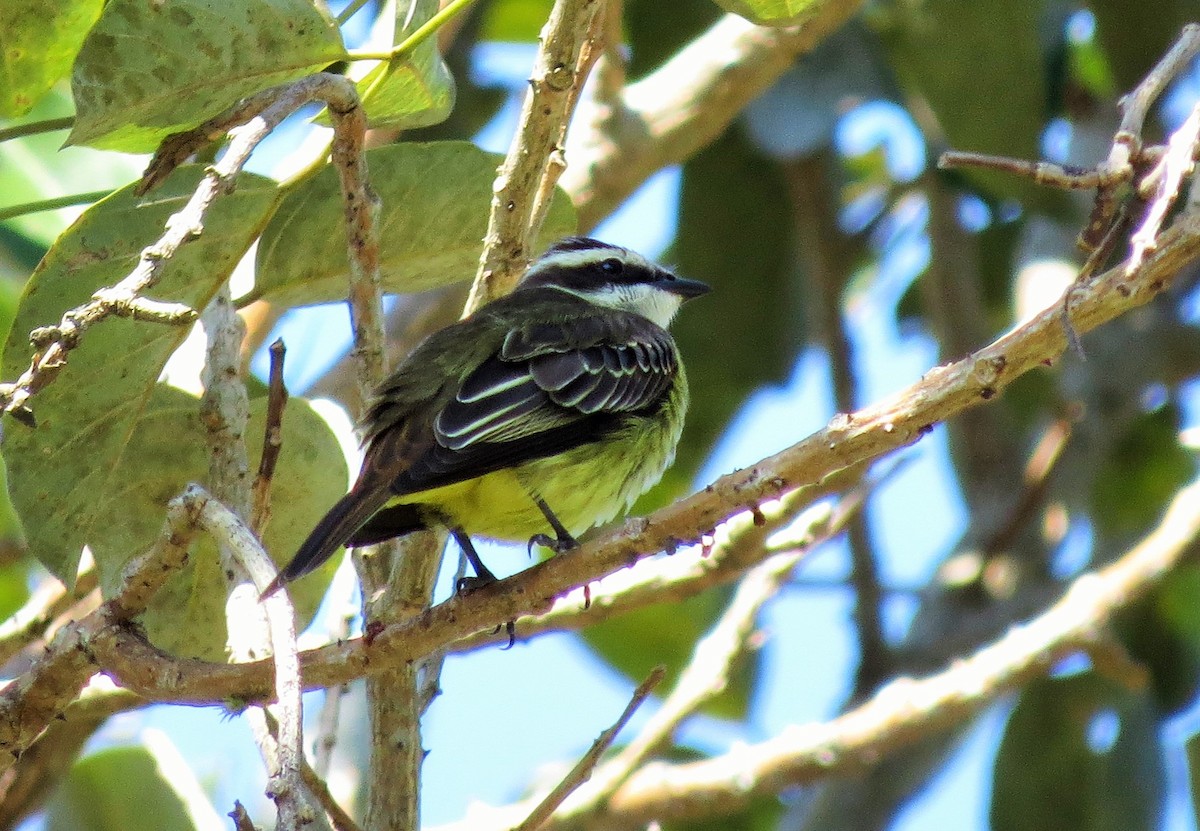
(4, 0, 1200, 829)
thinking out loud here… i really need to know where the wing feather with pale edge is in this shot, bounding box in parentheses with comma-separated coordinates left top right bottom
(387, 313, 677, 495)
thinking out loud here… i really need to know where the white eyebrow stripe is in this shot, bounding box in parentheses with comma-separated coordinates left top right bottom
(523, 246, 655, 279)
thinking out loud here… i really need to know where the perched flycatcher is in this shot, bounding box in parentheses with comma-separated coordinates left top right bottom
(263, 237, 708, 596)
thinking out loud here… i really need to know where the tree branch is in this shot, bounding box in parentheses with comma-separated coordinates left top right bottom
(88, 210, 1200, 704)
(561, 5, 863, 231)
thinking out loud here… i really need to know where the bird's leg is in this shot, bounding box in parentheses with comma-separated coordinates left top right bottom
(528, 497, 579, 556)
(449, 527, 515, 648)
(451, 527, 498, 594)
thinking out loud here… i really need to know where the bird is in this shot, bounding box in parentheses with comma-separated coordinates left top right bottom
(261, 236, 708, 598)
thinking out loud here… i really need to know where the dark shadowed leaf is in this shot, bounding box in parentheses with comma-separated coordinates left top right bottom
(876, 0, 1050, 206)
(0, 0, 103, 117)
(68, 0, 346, 151)
(1, 166, 279, 582)
(991, 674, 1165, 831)
(646, 126, 803, 505)
(254, 142, 576, 306)
(1118, 565, 1200, 714)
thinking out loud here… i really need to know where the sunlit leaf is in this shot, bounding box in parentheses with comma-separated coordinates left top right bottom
(254, 142, 576, 306)
(356, 0, 455, 130)
(68, 0, 346, 151)
(710, 0, 820, 27)
(0, 0, 103, 117)
(0, 89, 143, 248)
(1, 166, 279, 582)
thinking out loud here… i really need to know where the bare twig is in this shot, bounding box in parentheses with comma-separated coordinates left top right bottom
(0, 568, 98, 669)
(595, 475, 1200, 827)
(229, 801, 259, 831)
(430, 473, 1200, 830)
(937, 151, 1106, 189)
(514, 667, 665, 831)
(468, 0, 606, 310)
(1128, 100, 1200, 274)
(251, 339, 289, 534)
(301, 758, 364, 831)
(89, 212, 1200, 703)
(560, 554, 804, 818)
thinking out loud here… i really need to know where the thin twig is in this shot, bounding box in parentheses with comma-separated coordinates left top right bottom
(301, 757, 366, 831)
(229, 801, 258, 831)
(0, 116, 74, 143)
(0, 190, 115, 223)
(514, 667, 665, 831)
(1127, 100, 1200, 274)
(251, 339, 289, 534)
(0, 568, 98, 669)
(937, 152, 1105, 190)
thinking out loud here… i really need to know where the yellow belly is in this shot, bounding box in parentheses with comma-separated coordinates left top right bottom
(393, 399, 684, 542)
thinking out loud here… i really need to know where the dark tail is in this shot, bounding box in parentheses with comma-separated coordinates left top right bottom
(261, 485, 395, 598)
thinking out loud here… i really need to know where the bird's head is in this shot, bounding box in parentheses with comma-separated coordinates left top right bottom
(517, 237, 709, 329)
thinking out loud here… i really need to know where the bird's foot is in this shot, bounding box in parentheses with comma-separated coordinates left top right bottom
(527, 531, 578, 557)
(455, 571, 498, 596)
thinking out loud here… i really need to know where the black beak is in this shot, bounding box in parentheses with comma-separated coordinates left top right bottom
(663, 275, 710, 299)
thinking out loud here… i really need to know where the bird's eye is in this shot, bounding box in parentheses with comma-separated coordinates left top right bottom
(599, 258, 624, 275)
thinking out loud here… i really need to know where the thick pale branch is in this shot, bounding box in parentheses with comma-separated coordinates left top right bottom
(89, 211, 1200, 704)
(599, 475, 1200, 825)
(562, 4, 863, 231)
(431, 473, 1200, 830)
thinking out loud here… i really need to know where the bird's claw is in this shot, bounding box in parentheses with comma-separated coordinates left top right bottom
(456, 572, 497, 595)
(527, 532, 578, 556)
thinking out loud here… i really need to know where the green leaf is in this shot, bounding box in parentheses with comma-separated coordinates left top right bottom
(356, 0, 455, 130)
(1118, 564, 1200, 714)
(2, 166, 279, 582)
(99, 385, 347, 660)
(709, 0, 820, 27)
(1090, 405, 1195, 538)
(0, 0, 103, 117)
(68, 0, 347, 152)
(255, 141, 577, 306)
(46, 741, 214, 831)
(582, 585, 760, 721)
(991, 674, 1165, 831)
(480, 0, 553, 41)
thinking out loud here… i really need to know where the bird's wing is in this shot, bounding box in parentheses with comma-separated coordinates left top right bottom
(388, 314, 677, 495)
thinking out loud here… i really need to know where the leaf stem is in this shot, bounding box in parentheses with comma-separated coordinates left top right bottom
(0, 117, 74, 144)
(336, 0, 373, 24)
(347, 0, 477, 62)
(0, 190, 113, 223)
